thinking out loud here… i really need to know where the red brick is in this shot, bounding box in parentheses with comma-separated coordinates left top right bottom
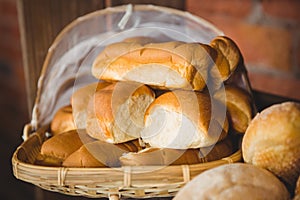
(0, 0, 18, 17)
(262, 0, 300, 23)
(198, 14, 293, 72)
(248, 71, 300, 100)
(186, 0, 252, 18)
(297, 37, 300, 73)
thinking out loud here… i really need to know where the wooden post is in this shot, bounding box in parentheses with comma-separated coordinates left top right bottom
(17, 0, 105, 116)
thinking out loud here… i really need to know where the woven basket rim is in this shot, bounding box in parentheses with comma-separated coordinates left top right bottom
(12, 126, 242, 198)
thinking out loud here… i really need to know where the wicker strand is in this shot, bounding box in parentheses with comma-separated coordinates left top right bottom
(22, 123, 32, 141)
(221, 156, 234, 163)
(58, 167, 68, 186)
(13, 161, 19, 179)
(181, 165, 190, 183)
(123, 166, 132, 187)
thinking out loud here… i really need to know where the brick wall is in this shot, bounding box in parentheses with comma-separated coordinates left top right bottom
(186, 0, 300, 100)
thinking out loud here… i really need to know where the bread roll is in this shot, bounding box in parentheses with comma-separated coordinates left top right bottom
(210, 36, 241, 82)
(120, 136, 234, 166)
(174, 163, 290, 200)
(71, 82, 111, 129)
(63, 139, 141, 167)
(214, 85, 252, 133)
(86, 81, 155, 143)
(37, 130, 95, 166)
(242, 102, 300, 190)
(92, 40, 217, 91)
(141, 90, 228, 149)
(50, 105, 76, 135)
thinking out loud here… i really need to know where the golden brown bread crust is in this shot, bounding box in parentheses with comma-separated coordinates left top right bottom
(120, 136, 234, 166)
(92, 40, 217, 91)
(121, 36, 158, 44)
(142, 90, 228, 149)
(214, 85, 252, 133)
(71, 82, 111, 129)
(242, 102, 300, 190)
(174, 163, 290, 200)
(210, 36, 242, 80)
(63, 139, 142, 167)
(38, 130, 96, 166)
(50, 105, 76, 135)
(86, 81, 155, 143)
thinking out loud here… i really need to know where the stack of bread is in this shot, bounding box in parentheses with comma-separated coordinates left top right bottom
(36, 36, 254, 168)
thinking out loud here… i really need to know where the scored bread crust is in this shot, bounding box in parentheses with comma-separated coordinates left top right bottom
(63, 139, 141, 167)
(39, 130, 95, 165)
(210, 36, 242, 80)
(142, 90, 228, 149)
(71, 82, 111, 130)
(92, 41, 217, 91)
(86, 81, 155, 143)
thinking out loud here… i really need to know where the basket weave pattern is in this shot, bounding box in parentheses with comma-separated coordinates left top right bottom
(12, 125, 242, 198)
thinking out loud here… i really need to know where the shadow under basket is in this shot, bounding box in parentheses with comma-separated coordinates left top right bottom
(12, 124, 242, 199)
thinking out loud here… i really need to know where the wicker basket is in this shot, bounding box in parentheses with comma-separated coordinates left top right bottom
(12, 124, 242, 199)
(12, 5, 246, 199)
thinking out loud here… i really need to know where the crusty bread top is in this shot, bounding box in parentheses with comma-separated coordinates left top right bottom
(210, 36, 242, 77)
(174, 163, 289, 200)
(214, 85, 252, 133)
(92, 40, 217, 91)
(41, 129, 95, 161)
(142, 90, 228, 149)
(242, 101, 300, 188)
(145, 90, 211, 133)
(71, 82, 111, 129)
(50, 105, 75, 135)
(63, 139, 142, 167)
(174, 163, 290, 200)
(86, 81, 155, 143)
(243, 102, 300, 163)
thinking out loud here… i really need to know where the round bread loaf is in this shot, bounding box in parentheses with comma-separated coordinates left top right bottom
(174, 163, 290, 200)
(50, 105, 76, 136)
(120, 136, 234, 166)
(242, 102, 300, 190)
(37, 130, 95, 166)
(86, 81, 155, 143)
(71, 82, 111, 129)
(141, 90, 228, 149)
(214, 85, 252, 133)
